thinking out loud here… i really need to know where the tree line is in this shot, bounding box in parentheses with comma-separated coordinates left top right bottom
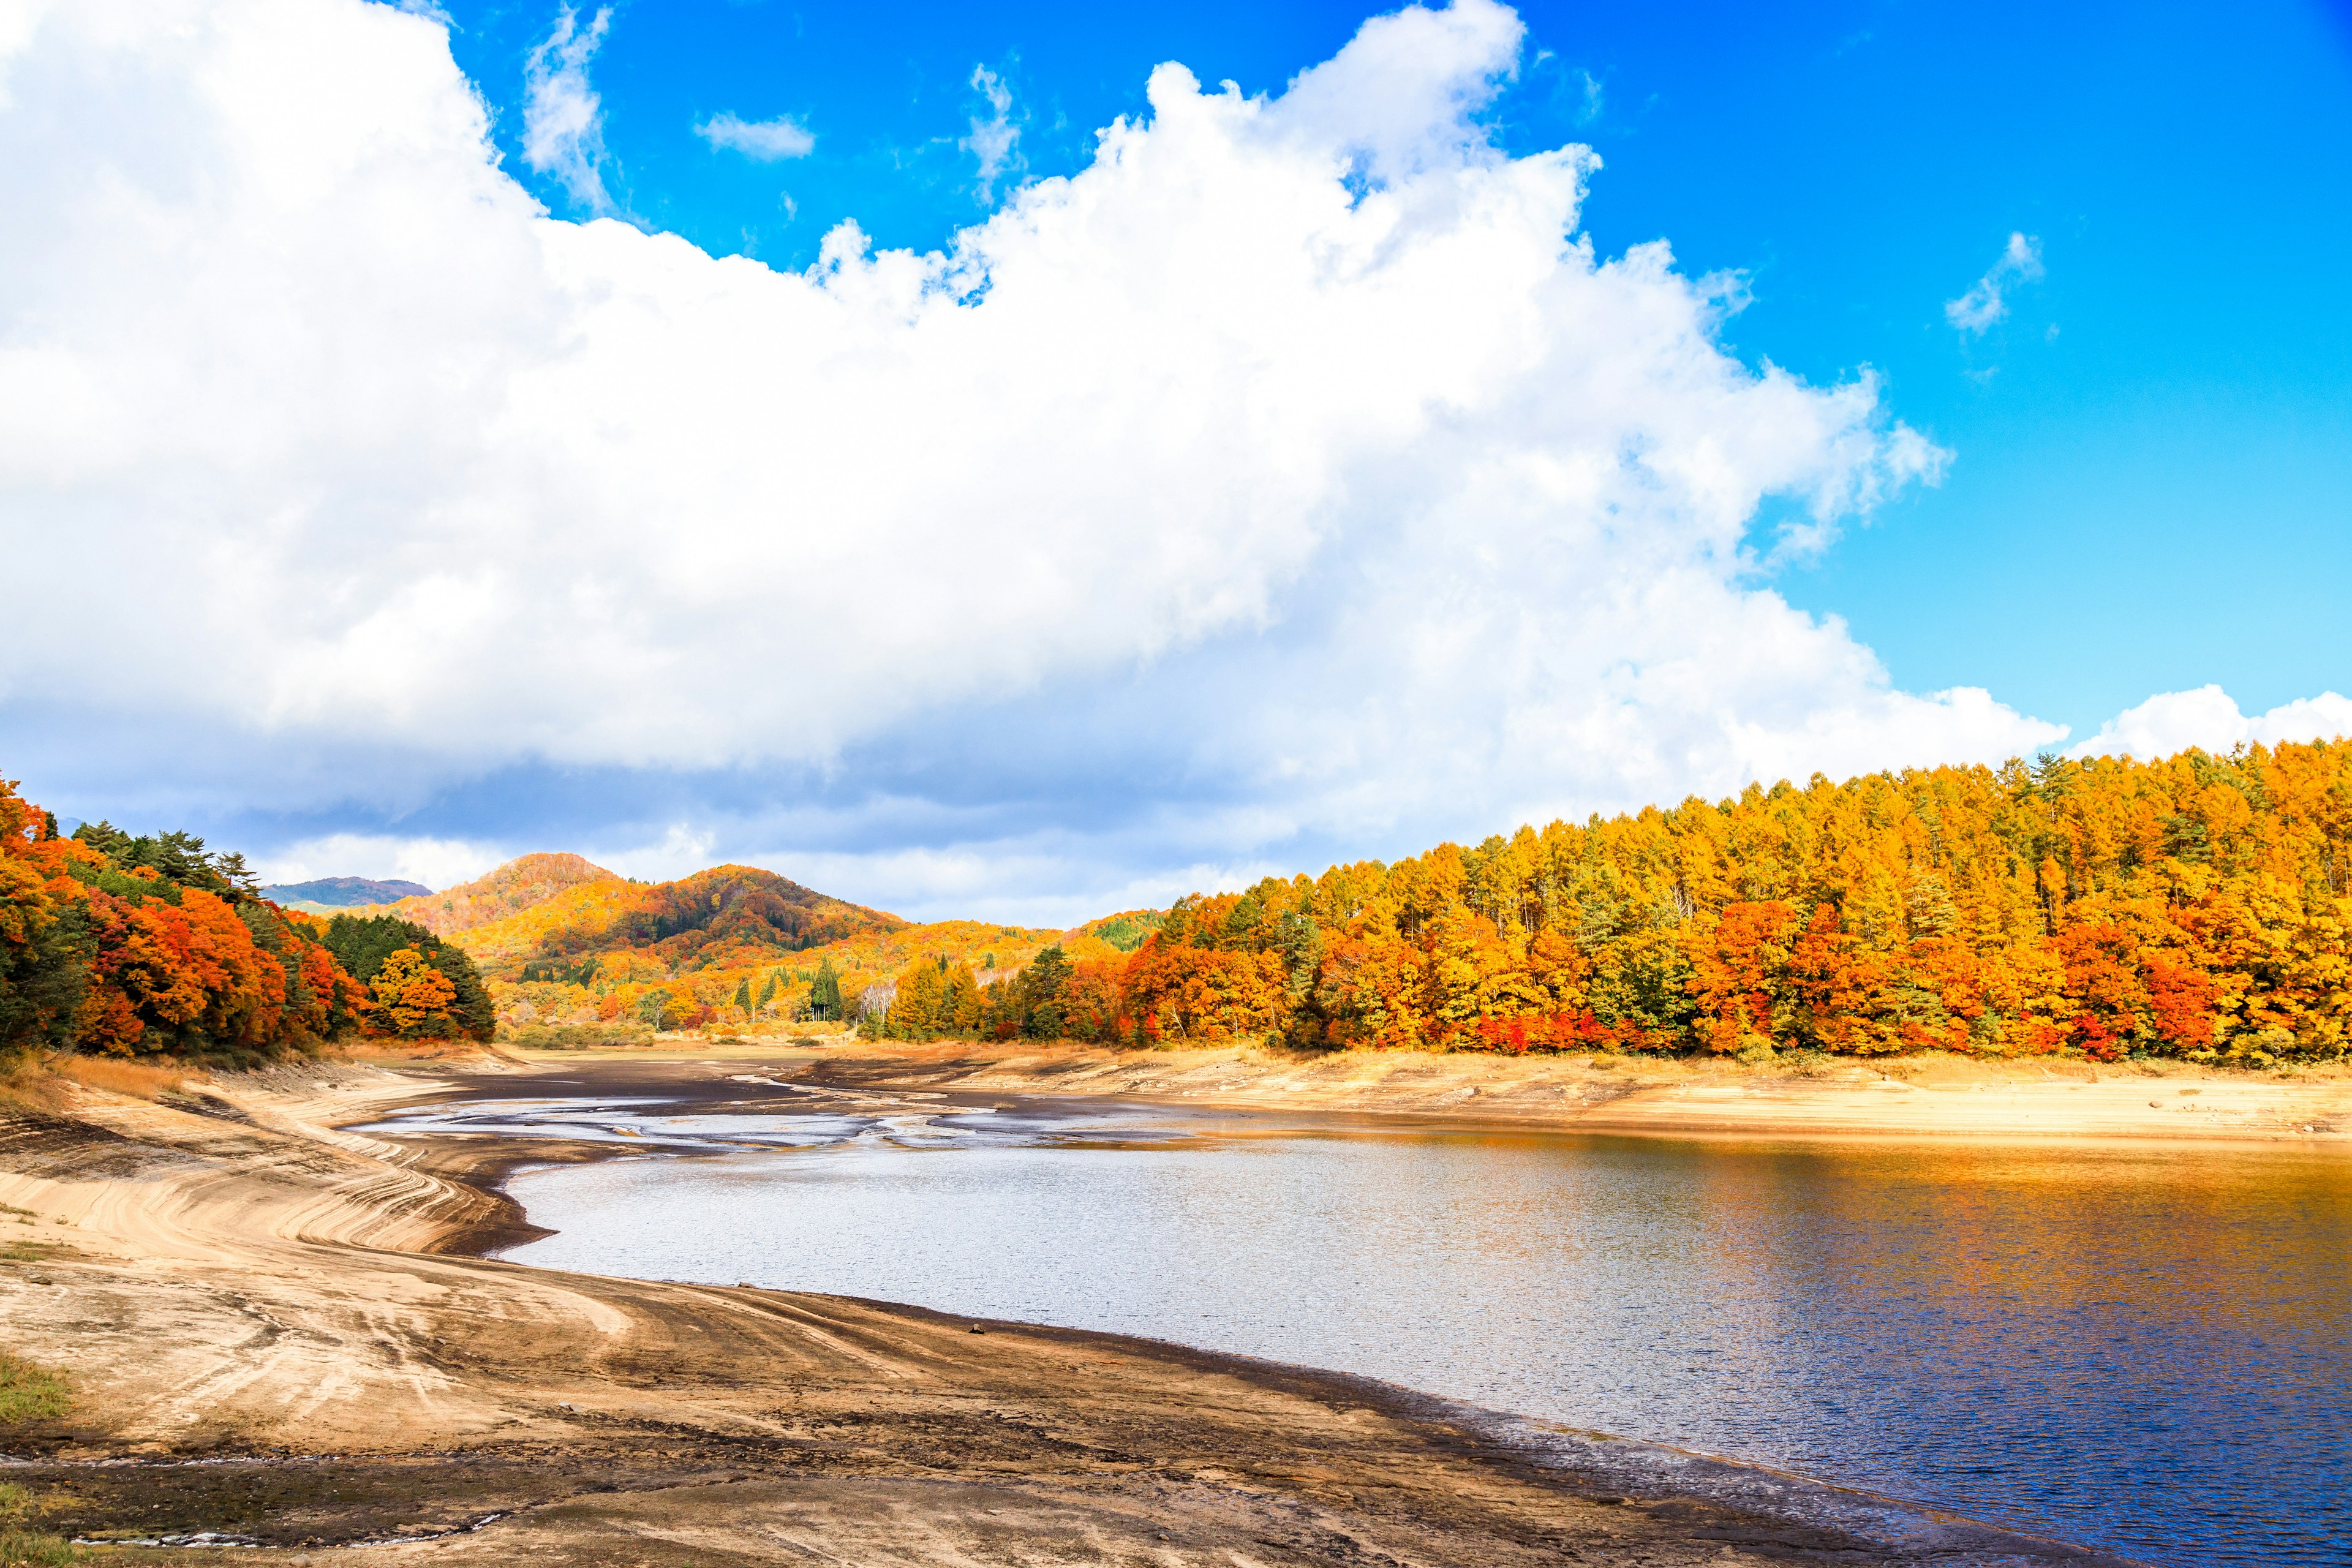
(873, 742, 2352, 1065)
(1, 777, 492, 1061)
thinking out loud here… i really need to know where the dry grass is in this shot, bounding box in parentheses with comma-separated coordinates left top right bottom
(345, 1039, 496, 1063)
(503, 1021, 657, 1052)
(0, 1057, 63, 1115)
(49, 1055, 188, 1101)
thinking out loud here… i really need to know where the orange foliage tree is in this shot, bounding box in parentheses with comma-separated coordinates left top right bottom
(0, 776, 370, 1060)
(942, 741, 2352, 1066)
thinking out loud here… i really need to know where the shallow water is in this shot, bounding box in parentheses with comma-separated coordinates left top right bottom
(374, 1087, 2352, 1565)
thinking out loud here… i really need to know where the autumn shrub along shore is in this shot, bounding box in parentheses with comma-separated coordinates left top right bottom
(872, 743, 2352, 1066)
(0, 778, 490, 1061)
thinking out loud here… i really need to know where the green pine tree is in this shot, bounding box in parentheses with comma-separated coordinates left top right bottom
(811, 957, 843, 1021)
(1024, 945, 1073, 1039)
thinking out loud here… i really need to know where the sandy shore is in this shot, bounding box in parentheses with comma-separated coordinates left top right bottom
(0, 1055, 2158, 1564)
(581, 1037, 2352, 1144)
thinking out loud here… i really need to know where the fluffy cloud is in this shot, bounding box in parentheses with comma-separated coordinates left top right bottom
(695, 111, 816, 161)
(252, 832, 503, 892)
(1945, 230, 2043, 334)
(2, 0, 2079, 910)
(2067, 687, 2352, 762)
(522, 4, 615, 212)
(962, 65, 1023, 200)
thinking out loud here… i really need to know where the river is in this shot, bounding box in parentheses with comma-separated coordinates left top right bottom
(371, 1079, 2352, 1566)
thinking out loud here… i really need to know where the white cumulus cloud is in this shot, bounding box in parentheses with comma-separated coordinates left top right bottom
(962, 64, 1022, 200)
(0, 0, 2084, 907)
(252, 832, 502, 892)
(1945, 230, 2042, 334)
(695, 110, 815, 161)
(2067, 686, 2352, 761)
(522, 4, 614, 213)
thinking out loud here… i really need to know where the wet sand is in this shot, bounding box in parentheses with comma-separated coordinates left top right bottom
(0, 1054, 2152, 1564)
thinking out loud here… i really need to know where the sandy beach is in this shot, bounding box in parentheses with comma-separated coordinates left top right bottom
(0, 1049, 2223, 1564)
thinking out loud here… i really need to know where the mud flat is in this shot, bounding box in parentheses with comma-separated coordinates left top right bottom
(0, 1055, 2151, 1565)
(591, 1036, 2352, 1145)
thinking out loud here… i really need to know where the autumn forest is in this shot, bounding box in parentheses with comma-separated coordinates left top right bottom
(7, 738, 2352, 1067)
(0, 781, 493, 1058)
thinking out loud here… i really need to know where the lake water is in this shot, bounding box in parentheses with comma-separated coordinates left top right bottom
(373, 1083, 2352, 1566)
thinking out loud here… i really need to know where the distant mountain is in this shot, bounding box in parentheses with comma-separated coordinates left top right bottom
(434, 854, 1082, 1029)
(499, 863, 905, 978)
(261, 875, 433, 911)
(370, 852, 622, 937)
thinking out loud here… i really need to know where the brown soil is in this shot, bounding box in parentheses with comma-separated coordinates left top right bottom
(0, 1054, 2151, 1566)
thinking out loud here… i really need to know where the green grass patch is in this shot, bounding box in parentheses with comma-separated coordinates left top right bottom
(0, 1530, 83, 1566)
(0, 1352, 72, 1426)
(0, 1487, 76, 1567)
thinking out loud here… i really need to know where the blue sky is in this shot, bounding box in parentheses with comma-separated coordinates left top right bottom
(2, 0, 2348, 918)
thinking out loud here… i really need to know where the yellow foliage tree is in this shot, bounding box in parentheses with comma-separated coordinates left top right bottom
(372, 947, 459, 1038)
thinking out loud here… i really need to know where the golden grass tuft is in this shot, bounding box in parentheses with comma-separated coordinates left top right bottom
(0, 1057, 62, 1115)
(50, 1055, 188, 1101)
(344, 1038, 490, 1063)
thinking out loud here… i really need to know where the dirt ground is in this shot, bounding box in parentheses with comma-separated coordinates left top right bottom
(0, 1054, 2159, 1566)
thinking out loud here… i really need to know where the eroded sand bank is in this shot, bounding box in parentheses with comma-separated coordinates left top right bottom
(0, 1055, 2160, 1564)
(627, 1038, 2352, 1144)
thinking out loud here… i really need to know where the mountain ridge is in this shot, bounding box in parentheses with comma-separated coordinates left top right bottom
(514, 862, 903, 974)
(363, 851, 622, 937)
(260, 875, 432, 911)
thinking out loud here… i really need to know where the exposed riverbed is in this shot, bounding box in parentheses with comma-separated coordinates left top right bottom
(0, 1055, 2168, 1566)
(369, 1068, 2352, 1568)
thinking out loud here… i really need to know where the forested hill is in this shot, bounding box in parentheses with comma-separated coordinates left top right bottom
(458, 861, 918, 1033)
(874, 739, 2352, 1067)
(30, 739, 2352, 1066)
(522, 865, 898, 973)
(0, 783, 911, 1052)
(0, 782, 494, 1058)
(1063, 909, 1164, 952)
(588, 864, 902, 961)
(366, 852, 619, 936)
(451, 862, 905, 983)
